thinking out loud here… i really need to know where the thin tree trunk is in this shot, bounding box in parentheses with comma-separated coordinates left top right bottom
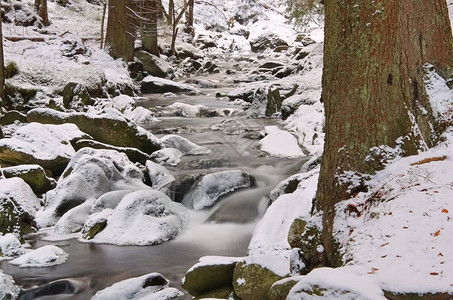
(168, 0, 174, 25)
(105, 0, 135, 62)
(100, 0, 107, 49)
(35, 0, 50, 26)
(0, 13, 5, 103)
(317, 1, 453, 267)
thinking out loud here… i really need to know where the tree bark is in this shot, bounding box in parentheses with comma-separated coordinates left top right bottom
(142, 0, 159, 56)
(317, 0, 453, 267)
(105, 0, 135, 62)
(0, 13, 5, 104)
(35, 0, 50, 26)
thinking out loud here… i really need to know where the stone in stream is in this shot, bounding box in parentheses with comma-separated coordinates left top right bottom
(160, 134, 211, 155)
(210, 119, 246, 135)
(135, 50, 171, 78)
(1, 164, 56, 196)
(249, 32, 288, 53)
(141, 76, 200, 94)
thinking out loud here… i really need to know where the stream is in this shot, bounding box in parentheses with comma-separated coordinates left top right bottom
(0, 73, 307, 299)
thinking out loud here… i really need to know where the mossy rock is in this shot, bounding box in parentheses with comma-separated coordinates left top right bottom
(383, 291, 453, 300)
(0, 110, 28, 125)
(62, 82, 92, 109)
(5, 61, 19, 79)
(2, 165, 56, 195)
(233, 258, 288, 300)
(268, 277, 300, 300)
(27, 108, 163, 154)
(74, 139, 150, 165)
(81, 218, 107, 240)
(193, 286, 235, 300)
(4, 83, 38, 106)
(182, 258, 238, 296)
(135, 50, 169, 78)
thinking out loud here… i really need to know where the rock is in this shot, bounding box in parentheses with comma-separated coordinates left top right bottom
(196, 34, 217, 50)
(268, 277, 301, 300)
(92, 273, 183, 300)
(259, 61, 285, 70)
(27, 108, 163, 154)
(60, 37, 89, 57)
(383, 291, 453, 300)
(92, 190, 134, 212)
(154, 126, 195, 134)
(194, 287, 234, 300)
(89, 189, 189, 245)
(16, 279, 81, 300)
(182, 170, 252, 210)
(0, 271, 20, 300)
(36, 148, 147, 227)
(233, 255, 289, 300)
(0, 178, 39, 237)
(135, 51, 170, 78)
(229, 25, 250, 38)
(81, 209, 111, 240)
(0, 110, 28, 126)
(0, 233, 25, 258)
(1, 164, 56, 195)
(10, 245, 68, 267)
(250, 32, 288, 53)
(141, 76, 200, 94)
(210, 119, 246, 135)
(145, 161, 175, 191)
(273, 45, 289, 53)
(111, 95, 158, 124)
(182, 256, 241, 296)
(287, 268, 386, 299)
(201, 61, 220, 74)
(0, 127, 3, 139)
(74, 139, 151, 165)
(274, 64, 298, 79)
(0, 122, 89, 175)
(165, 174, 203, 203)
(54, 199, 94, 234)
(4, 82, 39, 108)
(161, 135, 211, 155)
(62, 82, 92, 110)
(150, 148, 183, 166)
(179, 159, 229, 170)
(3, 2, 40, 26)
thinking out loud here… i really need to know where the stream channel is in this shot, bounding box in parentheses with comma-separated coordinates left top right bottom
(1, 73, 308, 299)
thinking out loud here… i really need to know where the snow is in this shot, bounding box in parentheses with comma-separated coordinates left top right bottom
(10, 245, 68, 267)
(165, 102, 208, 118)
(259, 127, 305, 158)
(244, 254, 290, 277)
(150, 148, 183, 166)
(424, 64, 453, 119)
(0, 271, 20, 300)
(142, 76, 201, 94)
(160, 134, 211, 155)
(91, 272, 183, 300)
(0, 177, 40, 218)
(186, 256, 242, 274)
(0, 233, 25, 258)
(146, 161, 175, 191)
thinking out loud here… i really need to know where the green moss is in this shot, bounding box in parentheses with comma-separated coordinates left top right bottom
(5, 61, 19, 79)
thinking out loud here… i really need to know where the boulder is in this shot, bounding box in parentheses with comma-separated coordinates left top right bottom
(210, 119, 246, 135)
(81, 209, 111, 240)
(141, 76, 200, 94)
(0, 122, 89, 175)
(150, 148, 183, 166)
(269, 277, 301, 300)
(60, 37, 89, 57)
(0, 233, 26, 258)
(160, 135, 211, 155)
(250, 32, 288, 53)
(89, 189, 189, 245)
(196, 34, 217, 50)
(36, 148, 147, 227)
(182, 170, 252, 210)
(135, 51, 170, 78)
(27, 108, 163, 154)
(74, 139, 151, 165)
(54, 199, 94, 234)
(0, 178, 40, 237)
(165, 174, 203, 203)
(62, 82, 92, 110)
(233, 255, 290, 300)
(10, 245, 68, 267)
(0, 110, 28, 125)
(1, 164, 56, 195)
(0, 271, 20, 300)
(182, 256, 241, 296)
(145, 161, 175, 191)
(110, 95, 158, 124)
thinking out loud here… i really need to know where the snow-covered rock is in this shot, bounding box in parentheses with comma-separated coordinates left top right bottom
(145, 161, 175, 191)
(0, 177, 40, 237)
(0, 271, 20, 299)
(0, 122, 89, 175)
(0, 233, 25, 258)
(89, 189, 189, 245)
(161, 134, 211, 155)
(141, 76, 200, 94)
(10, 245, 68, 267)
(91, 273, 183, 300)
(36, 148, 147, 227)
(210, 119, 246, 135)
(111, 95, 158, 124)
(1, 164, 56, 196)
(259, 127, 305, 158)
(164, 102, 211, 118)
(183, 170, 252, 209)
(150, 148, 183, 166)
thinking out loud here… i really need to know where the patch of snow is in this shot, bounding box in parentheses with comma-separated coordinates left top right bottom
(0, 177, 40, 218)
(259, 127, 305, 158)
(10, 245, 68, 267)
(160, 134, 211, 155)
(150, 148, 183, 166)
(0, 233, 25, 258)
(0, 271, 20, 299)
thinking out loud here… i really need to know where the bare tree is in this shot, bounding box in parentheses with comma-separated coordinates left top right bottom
(105, 0, 135, 61)
(35, 0, 50, 26)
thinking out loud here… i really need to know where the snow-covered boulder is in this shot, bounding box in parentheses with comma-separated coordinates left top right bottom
(135, 51, 171, 78)
(0, 177, 40, 237)
(145, 161, 175, 191)
(150, 148, 183, 166)
(92, 273, 183, 300)
(10, 245, 68, 267)
(183, 170, 252, 210)
(210, 119, 246, 135)
(89, 189, 189, 245)
(163, 102, 217, 118)
(111, 95, 158, 124)
(250, 32, 288, 53)
(183, 256, 241, 297)
(1, 164, 56, 196)
(258, 126, 305, 158)
(233, 255, 290, 300)
(287, 268, 386, 299)
(54, 199, 94, 234)
(36, 148, 147, 227)
(0, 122, 89, 175)
(161, 134, 211, 155)
(27, 108, 163, 154)
(141, 76, 200, 94)
(0, 271, 20, 299)
(0, 233, 25, 258)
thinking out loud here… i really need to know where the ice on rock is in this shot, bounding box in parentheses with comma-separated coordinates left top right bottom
(183, 170, 252, 210)
(90, 189, 189, 245)
(10, 245, 68, 267)
(0, 233, 25, 258)
(145, 161, 175, 191)
(150, 148, 183, 166)
(160, 134, 211, 155)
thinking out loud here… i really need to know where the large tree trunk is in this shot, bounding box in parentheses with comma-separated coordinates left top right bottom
(142, 0, 159, 56)
(105, 0, 135, 62)
(35, 0, 50, 26)
(317, 1, 453, 267)
(184, 0, 194, 35)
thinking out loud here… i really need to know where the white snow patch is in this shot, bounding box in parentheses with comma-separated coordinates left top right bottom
(10, 245, 68, 267)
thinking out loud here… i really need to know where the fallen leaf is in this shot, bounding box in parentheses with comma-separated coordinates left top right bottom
(442, 209, 449, 214)
(403, 226, 408, 229)
(380, 242, 389, 247)
(430, 272, 439, 276)
(434, 230, 441, 237)
(439, 252, 444, 257)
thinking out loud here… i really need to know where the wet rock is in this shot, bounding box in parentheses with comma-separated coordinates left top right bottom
(210, 119, 246, 135)
(166, 174, 203, 203)
(145, 160, 175, 191)
(233, 255, 289, 300)
(81, 209, 110, 240)
(150, 148, 183, 166)
(183, 256, 241, 297)
(27, 108, 163, 154)
(62, 82, 92, 110)
(74, 139, 151, 165)
(161, 135, 211, 155)
(154, 125, 195, 134)
(141, 76, 200, 94)
(0, 178, 40, 237)
(0, 110, 28, 126)
(135, 51, 171, 78)
(259, 61, 285, 70)
(179, 158, 229, 170)
(1, 164, 56, 196)
(268, 277, 301, 300)
(201, 61, 220, 74)
(18, 279, 80, 300)
(0, 127, 3, 139)
(250, 32, 288, 53)
(0, 122, 89, 175)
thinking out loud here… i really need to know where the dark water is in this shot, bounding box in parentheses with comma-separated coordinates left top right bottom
(1, 74, 307, 299)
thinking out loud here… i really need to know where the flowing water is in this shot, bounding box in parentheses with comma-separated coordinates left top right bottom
(0, 74, 307, 299)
